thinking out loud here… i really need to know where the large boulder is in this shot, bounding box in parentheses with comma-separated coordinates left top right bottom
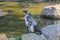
(21, 24, 60, 40)
(42, 24, 60, 40)
(41, 4, 60, 19)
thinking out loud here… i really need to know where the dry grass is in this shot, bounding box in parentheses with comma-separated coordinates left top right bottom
(0, 2, 52, 15)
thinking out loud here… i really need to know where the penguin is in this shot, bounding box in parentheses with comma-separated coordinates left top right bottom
(23, 10, 42, 34)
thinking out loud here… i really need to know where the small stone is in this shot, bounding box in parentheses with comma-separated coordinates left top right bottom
(0, 34, 8, 40)
(0, 9, 8, 17)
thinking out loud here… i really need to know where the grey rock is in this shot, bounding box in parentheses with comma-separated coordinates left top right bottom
(22, 24, 60, 40)
(22, 33, 47, 40)
(42, 24, 60, 40)
(41, 4, 60, 19)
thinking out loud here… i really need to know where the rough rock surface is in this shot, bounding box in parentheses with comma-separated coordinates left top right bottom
(0, 9, 8, 17)
(22, 33, 47, 40)
(41, 4, 60, 19)
(0, 34, 8, 40)
(22, 24, 60, 40)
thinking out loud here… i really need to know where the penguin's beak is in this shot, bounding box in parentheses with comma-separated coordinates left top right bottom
(23, 10, 27, 13)
(23, 10, 29, 14)
(23, 10, 25, 12)
(23, 10, 27, 14)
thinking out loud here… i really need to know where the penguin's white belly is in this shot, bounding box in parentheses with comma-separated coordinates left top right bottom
(30, 25, 34, 32)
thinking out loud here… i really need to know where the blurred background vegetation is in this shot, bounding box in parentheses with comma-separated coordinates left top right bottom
(0, 0, 60, 2)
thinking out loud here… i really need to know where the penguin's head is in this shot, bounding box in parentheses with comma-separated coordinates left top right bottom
(23, 10, 30, 14)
